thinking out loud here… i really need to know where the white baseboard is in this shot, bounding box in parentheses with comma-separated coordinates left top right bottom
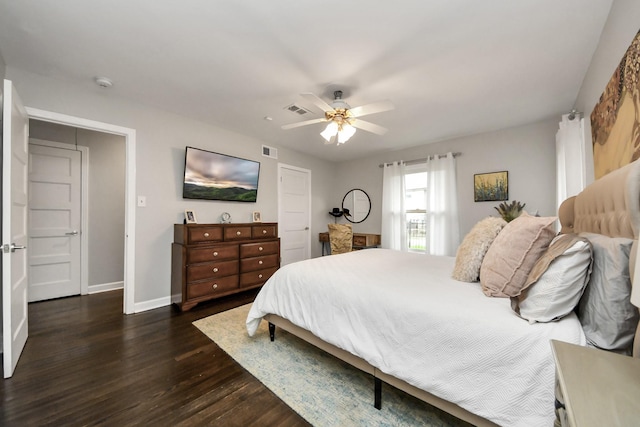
(134, 296, 171, 313)
(88, 281, 124, 294)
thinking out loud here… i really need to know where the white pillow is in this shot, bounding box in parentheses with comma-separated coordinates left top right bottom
(516, 237, 592, 323)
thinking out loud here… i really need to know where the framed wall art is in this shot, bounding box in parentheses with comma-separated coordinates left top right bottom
(590, 29, 640, 179)
(474, 171, 508, 202)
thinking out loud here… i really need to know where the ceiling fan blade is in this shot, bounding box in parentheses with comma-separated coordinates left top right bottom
(300, 93, 335, 113)
(281, 117, 327, 130)
(351, 119, 388, 135)
(348, 100, 394, 118)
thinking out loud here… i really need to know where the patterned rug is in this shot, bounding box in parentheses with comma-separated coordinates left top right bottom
(193, 304, 471, 427)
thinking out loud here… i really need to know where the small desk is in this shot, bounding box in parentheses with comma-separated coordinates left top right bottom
(551, 340, 640, 427)
(319, 232, 381, 255)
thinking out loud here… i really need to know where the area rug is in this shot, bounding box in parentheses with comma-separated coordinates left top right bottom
(193, 304, 471, 427)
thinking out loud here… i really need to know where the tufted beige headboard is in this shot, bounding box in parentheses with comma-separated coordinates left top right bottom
(558, 158, 640, 356)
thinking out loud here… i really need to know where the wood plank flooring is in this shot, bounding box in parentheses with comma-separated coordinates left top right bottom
(0, 290, 310, 426)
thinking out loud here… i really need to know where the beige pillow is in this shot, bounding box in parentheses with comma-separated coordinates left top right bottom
(452, 217, 507, 282)
(480, 212, 557, 297)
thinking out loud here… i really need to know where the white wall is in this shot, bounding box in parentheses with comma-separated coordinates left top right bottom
(574, 0, 640, 184)
(0, 51, 5, 81)
(29, 120, 126, 289)
(7, 68, 336, 308)
(335, 118, 558, 238)
(81, 129, 126, 287)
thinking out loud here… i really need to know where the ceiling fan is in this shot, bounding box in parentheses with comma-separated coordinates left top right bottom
(282, 91, 394, 145)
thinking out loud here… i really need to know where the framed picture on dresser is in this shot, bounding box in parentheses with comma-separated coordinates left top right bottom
(185, 210, 197, 224)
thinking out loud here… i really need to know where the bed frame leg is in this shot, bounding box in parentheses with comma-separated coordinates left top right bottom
(374, 377, 382, 410)
(268, 322, 275, 342)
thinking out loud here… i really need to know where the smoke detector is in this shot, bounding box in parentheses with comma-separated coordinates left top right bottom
(94, 77, 113, 88)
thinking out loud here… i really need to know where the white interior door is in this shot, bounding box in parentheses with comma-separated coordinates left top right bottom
(278, 164, 311, 266)
(28, 143, 81, 301)
(2, 79, 30, 378)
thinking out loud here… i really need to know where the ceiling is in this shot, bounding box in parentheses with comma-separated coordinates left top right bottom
(0, 0, 613, 163)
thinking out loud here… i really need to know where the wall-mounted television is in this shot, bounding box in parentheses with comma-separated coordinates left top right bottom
(182, 146, 260, 202)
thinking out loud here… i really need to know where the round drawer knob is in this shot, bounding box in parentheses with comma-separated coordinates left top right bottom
(262, 229, 267, 234)
(259, 260, 263, 265)
(213, 251, 218, 256)
(258, 274, 263, 279)
(213, 267, 219, 273)
(258, 247, 263, 251)
(212, 284, 218, 289)
(204, 232, 210, 237)
(236, 231, 241, 236)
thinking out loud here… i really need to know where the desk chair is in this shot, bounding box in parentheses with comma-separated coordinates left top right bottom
(327, 223, 353, 254)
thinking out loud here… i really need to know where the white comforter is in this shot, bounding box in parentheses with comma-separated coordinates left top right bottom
(246, 249, 586, 427)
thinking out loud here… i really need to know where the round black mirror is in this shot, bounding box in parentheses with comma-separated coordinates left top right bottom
(342, 189, 371, 224)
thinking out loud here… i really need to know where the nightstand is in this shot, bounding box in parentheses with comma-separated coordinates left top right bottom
(551, 340, 640, 427)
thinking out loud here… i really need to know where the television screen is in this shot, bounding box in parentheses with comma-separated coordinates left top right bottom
(182, 146, 260, 202)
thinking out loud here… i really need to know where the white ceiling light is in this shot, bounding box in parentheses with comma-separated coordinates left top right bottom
(320, 121, 357, 145)
(337, 124, 356, 144)
(94, 77, 113, 88)
(320, 121, 338, 141)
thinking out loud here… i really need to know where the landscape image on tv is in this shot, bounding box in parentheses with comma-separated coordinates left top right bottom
(183, 146, 260, 202)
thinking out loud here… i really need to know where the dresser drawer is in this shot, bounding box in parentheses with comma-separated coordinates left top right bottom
(188, 226, 223, 244)
(187, 276, 238, 299)
(187, 260, 238, 282)
(240, 267, 277, 287)
(240, 254, 279, 272)
(240, 240, 279, 258)
(224, 226, 253, 241)
(187, 244, 238, 264)
(252, 224, 277, 239)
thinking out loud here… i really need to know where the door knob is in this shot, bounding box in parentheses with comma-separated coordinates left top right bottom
(65, 230, 79, 236)
(3, 243, 26, 253)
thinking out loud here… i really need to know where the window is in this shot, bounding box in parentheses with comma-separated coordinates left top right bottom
(405, 169, 427, 252)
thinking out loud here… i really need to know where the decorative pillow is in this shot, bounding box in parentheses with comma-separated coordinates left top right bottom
(451, 217, 507, 282)
(511, 234, 593, 323)
(480, 212, 557, 297)
(576, 232, 640, 355)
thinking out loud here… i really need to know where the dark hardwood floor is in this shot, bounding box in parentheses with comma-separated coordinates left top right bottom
(1, 290, 310, 426)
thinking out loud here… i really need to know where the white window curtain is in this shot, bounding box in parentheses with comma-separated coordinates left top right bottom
(381, 161, 407, 251)
(556, 114, 586, 211)
(425, 153, 460, 256)
(381, 154, 460, 255)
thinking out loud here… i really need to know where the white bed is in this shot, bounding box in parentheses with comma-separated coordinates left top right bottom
(246, 158, 640, 427)
(247, 249, 585, 426)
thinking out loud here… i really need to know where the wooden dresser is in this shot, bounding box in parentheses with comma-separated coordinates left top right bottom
(171, 222, 280, 311)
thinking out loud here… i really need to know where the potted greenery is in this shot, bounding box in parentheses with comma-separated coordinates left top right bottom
(494, 200, 526, 222)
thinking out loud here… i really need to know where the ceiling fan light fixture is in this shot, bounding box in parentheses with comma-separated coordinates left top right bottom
(320, 121, 339, 142)
(337, 124, 356, 144)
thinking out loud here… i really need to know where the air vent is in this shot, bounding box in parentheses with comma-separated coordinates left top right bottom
(262, 145, 278, 159)
(285, 104, 310, 115)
